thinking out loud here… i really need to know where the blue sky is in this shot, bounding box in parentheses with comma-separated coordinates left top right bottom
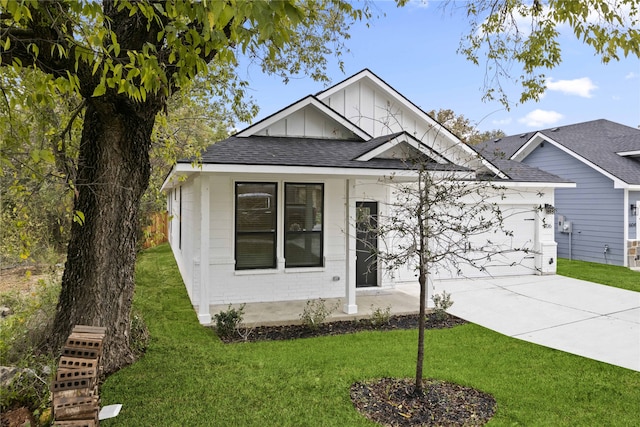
(236, 1, 640, 136)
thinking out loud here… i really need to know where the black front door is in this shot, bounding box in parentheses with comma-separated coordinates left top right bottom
(356, 202, 378, 287)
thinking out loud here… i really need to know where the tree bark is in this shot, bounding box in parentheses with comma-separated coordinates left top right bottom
(51, 97, 157, 374)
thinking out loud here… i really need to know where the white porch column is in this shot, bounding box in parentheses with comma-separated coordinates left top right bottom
(344, 179, 358, 314)
(198, 175, 212, 324)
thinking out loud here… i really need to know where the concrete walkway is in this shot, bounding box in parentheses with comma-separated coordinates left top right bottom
(398, 275, 640, 372)
(209, 274, 640, 372)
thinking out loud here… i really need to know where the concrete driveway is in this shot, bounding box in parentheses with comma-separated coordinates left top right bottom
(397, 275, 640, 371)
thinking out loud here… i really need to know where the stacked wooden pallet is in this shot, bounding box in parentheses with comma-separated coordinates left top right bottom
(52, 325, 106, 427)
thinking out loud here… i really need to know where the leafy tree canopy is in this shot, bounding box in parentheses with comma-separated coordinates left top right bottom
(0, 0, 372, 372)
(0, 66, 78, 264)
(0, 0, 366, 264)
(428, 108, 505, 145)
(449, 0, 640, 107)
(0, 0, 362, 101)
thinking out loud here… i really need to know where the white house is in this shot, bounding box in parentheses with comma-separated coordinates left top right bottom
(162, 69, 573, 324)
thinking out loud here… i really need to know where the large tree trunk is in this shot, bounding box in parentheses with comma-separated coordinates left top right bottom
(51, 97, 157, 374)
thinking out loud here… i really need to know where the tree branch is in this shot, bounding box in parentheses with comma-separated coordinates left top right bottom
(52, 99, 86, 186)
(0, 2, 75, 80)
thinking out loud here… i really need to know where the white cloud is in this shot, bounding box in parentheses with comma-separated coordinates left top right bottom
(546, 77, 598, 98)
(492, 118, 512, 126)
(626, 72, 638, 80)
(518, 110, 564, 128)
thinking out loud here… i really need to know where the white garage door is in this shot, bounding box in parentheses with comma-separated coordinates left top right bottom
(389, 205, 538, 283)
(434, 205, 537, 280)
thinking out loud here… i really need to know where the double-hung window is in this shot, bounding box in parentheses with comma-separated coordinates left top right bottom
(284, 183, 324, 268)
(235, 183, 277, 270)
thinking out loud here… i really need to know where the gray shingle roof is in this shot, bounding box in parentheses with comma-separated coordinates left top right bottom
(183, 134, 467, 172)
(477, 119, 640, 185)
(483, 159, 574, 183)
(476, 134, 528, 160)
(182, 133, 570, 184)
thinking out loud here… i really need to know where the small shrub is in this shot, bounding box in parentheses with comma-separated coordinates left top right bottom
(299, 298, 339, 331)
(369, 304, 391, 328)
(214, 304, 245, 338)
(432, 291, 454, 321)
(130, 309, 150, 358)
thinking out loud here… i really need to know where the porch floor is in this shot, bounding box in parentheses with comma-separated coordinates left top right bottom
(206, 288, 422, 327)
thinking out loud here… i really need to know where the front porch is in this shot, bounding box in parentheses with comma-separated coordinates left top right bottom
(204, 287, 423, 327)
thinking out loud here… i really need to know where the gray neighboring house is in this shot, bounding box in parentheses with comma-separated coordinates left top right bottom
(478, 119, 640, 268)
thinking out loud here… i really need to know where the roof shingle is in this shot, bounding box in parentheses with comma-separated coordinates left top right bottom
(184, 134, 465, 171)
(183, 134, 570, 183)
(477, 119, 640, 185)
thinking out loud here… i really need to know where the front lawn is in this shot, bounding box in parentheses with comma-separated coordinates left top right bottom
(101, 245, 640, 426)
(558, 258, 640, 292)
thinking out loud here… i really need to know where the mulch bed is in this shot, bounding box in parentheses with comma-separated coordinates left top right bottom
(216, 313, 467, 343)
(351, 377, 496, 426)
(214, 313, 496, 426)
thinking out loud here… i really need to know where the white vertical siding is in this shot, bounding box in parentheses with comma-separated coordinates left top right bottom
(320, 79, 483, 171)
(255, 105, 357, 139)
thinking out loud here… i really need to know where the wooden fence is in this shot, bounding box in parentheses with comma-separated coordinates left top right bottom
(142, 212, 168, 249)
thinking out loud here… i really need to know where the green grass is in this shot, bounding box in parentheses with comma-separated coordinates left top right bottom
(558, 258, 640, 292)
(101, 245, 640, 426)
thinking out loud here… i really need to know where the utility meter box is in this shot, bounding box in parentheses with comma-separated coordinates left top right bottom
(558, 215, 572, 233)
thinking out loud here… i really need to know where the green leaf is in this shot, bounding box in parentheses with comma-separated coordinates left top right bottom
(92, 83, 106, 97)
(92, 59, 102, 75)
(73, 211, 85, 226)
(28, 43, 38, 57)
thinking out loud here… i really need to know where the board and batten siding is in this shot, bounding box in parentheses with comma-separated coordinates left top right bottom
(254, 104, 357, 140)
(318, 79, 479, 169)
(523, 142, 625, 265)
